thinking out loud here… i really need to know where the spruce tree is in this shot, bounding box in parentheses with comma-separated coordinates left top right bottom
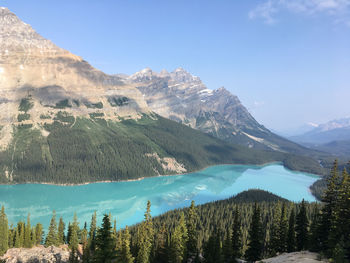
(88, 211, 97, 253)
(170, 212, 188, 263)
(94, 214, 116, 263)
(119, 226, 134, 263)
(245, 203, 263, 262)
(232, 207, 242, 261)
(45, 210, 58, 247)
(69, 213, 80, 263)
(287, 208, 296, 252)
(222, 230, 233, 263)
(58, 217, 65, 245)
(319, 160, 340, 253)
(203, 229, 222, 263)
(279, 203, 288, 252)
(296, 199, 309, 251)
(187, 200, 198, 258)
(269, 202, 281, 256)
(137, 201, 154, 263)
(153, 223, 168, 263)
(0, 206, 8, 255)
(35, 223, 43, 245)
(24, 213, 32, 248)
(336, 167, 350, 261)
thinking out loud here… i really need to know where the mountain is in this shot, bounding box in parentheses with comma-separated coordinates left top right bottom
(121, 67, 321, 156)
(0, 7, 325, 184)
(290, 117, 350, 145)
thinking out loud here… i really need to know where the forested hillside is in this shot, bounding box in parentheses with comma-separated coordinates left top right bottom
(0, 114, 324, 184)
(0, 161, 349, 262)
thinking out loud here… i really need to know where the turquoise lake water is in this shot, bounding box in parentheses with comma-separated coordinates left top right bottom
(0, 164, 319, 229)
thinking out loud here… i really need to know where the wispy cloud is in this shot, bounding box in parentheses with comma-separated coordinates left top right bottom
(249, 0, 350, 26)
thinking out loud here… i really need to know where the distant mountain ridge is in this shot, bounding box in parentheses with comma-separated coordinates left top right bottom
(290, 117, 350, 145)
(121, 67, 319, 156)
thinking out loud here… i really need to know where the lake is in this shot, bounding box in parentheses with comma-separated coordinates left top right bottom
(0, 164, 319, 229)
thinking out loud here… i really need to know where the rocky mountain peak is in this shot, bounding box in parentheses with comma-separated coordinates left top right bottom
(0, 7, 63, 54)
(170, 67, 201, 84)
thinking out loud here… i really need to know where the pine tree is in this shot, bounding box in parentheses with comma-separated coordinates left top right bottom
(153, 223, 168, 263)
(137, 201, 154, 263)
(287, 208, 296, 252)
(81, 223, 89, 263)
(336, 167, 350, 261)
(35, 223, 43, 245)
(186, 200, 198, 258)
(296, 199, 309, 251)
(58, 217, 65, 245)
(119, 226, 134, 263)
(170, 212, 188, 263)
(0, 206, 9, 255)
(222, 230, 233, 263)
(45, 210, 58, 247)
(279, 203, 288, 252)
(69, 213, 80, 263)
(269, 202, 281, 256)
(245, 203, 263, 262)
(24, 213, 32, 248)
(94, 214, 116, 263)
(319, 160, 340, 253)
(8, 224, 14, 248)
(232, 207, 242, 261)
(31, 227, 36, 246)
(203, 229, 222, 263)
(88, 211, 97, 253)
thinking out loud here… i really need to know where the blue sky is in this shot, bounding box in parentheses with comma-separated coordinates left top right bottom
(2, 0, 350, 132)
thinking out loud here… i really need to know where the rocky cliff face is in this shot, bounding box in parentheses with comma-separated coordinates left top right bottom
(0, 7, 148, 149)
(123, 68, 299, 152)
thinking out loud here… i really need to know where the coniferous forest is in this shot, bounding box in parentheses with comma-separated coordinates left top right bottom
(0, 161, 349, 262)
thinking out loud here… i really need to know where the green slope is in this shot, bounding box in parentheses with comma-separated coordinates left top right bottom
(0, 114, 324, 184)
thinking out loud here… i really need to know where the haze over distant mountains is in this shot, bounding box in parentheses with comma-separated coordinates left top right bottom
(289, 117, 350, 157)
(0, 7, 325, 183)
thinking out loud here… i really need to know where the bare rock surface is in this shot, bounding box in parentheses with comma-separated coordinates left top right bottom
(260, 251, 328, 263)
(0, 245, 70, 263)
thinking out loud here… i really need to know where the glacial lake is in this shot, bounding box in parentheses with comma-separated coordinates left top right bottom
(0, 164, 319, 229)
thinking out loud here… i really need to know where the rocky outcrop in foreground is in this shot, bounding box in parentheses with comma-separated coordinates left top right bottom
(0, 245, 70, 263)
(260, 251, 328, 263)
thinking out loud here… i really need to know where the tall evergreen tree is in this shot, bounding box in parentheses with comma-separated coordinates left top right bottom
(119, 226, 134, 263)
(35, 223, 43, 245)
(269, 202, 281, 256)
(296, 199, 309, 251)
(287, 208, 296, 252)
(24, 213, 32, 248)
(137, 201, 154, 263)
(245, 203, 263, 262)
(88, 211, 97, 253)
(0, 206, 9, 255)
(45, 210, 58, 247)
(232, 207, 242, 261)
(170, 212, 188, 263)
(279, 203, 288, 252)
(69, 213, 80, 263)
(187, 200, 198, 258)
(58, 217, 65, 245)
(223, 230, 233, 263)
(319, 160, 340, 253)
(153, 223, 168, 263)
(203, 229, 222, 263)
(94, 214, 116, 263)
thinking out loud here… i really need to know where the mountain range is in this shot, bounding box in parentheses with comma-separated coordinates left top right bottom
(290, 117, 350, 157)
(0, 7, 325, 184)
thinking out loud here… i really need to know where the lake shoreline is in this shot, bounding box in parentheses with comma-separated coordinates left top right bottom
(2, 161, 284, 187)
